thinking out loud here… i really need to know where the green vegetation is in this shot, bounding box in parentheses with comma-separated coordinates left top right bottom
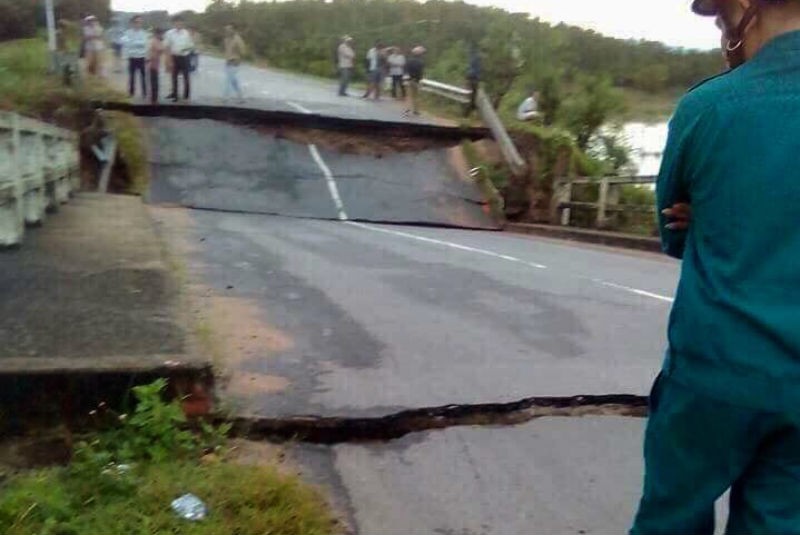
(0, 379, 336, 535)
(0, 38, 149, 194)
(189, 0, 720, 120)
(0, 0, 110, 42)
(461, 140, 505, 221)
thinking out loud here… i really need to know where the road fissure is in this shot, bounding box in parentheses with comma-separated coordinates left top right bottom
(229, 394, 647, 444)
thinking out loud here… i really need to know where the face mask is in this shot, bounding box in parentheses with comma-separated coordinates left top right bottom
(724, 3, 759, 68)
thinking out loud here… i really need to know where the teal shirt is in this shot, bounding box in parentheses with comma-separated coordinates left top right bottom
(659, 30, 800, 413)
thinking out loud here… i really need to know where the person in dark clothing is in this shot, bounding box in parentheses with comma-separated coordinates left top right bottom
(465, 45, 481, 116)
(405, 46, 425, 116)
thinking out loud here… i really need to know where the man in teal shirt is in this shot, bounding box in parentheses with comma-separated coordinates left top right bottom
(631, 1, 800, 533)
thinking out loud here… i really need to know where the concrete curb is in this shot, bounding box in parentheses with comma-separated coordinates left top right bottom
(505, 223, 662, 253)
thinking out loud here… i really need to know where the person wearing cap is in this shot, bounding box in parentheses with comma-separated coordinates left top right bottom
(82, 15, 105, 76)
(337, 35, 355, 97)
(630, 1, 800, 533)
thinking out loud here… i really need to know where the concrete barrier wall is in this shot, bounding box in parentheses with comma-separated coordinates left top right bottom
(0, 112, 79, 247)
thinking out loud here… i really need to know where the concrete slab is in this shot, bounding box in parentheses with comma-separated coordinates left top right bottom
(144, 118, 496, 229)
(0, 193, 202, 374)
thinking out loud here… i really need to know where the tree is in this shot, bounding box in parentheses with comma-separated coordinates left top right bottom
(561, 75, 625, 150)
(479, 19, 527, 108)
(536, 70, 563, 126)
(0, 1, 37, 41)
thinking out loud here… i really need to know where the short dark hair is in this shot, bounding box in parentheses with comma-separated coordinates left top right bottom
(132, 15, 142, 23)
(172, 15, 184, 22)
(154, 27, 164, 36)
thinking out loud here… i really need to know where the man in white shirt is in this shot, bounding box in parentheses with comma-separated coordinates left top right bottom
(363, 41, 384, 100)
(517, 90, 541, 122)
(337, 35, 355, 97)
(164, 15, 194, 102)
(123, 15, 149, 98)
(388, 47, 407, 99)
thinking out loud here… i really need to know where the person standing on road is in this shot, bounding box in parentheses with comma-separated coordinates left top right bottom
(363, 41, 384, 100)
(223, 24, 246, 102)
(405, 46, 425, 116)
(189, 26, 201, 73)
(337, 35, 355, 96)
(123, 15, 149, 99)
(465, 44, 481, 116)
(388, 47, 407, 99)
(82, 15, 105, 77)
(147, 28, 166, 104)
(630, 1, 800, 533)
(164, 16, 194, 102)
(110, 23, 124, 74)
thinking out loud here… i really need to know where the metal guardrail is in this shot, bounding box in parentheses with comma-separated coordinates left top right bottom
(420, 79, 528, 176)
(551, 175, 657, 228)
(0, 111, 80, 247)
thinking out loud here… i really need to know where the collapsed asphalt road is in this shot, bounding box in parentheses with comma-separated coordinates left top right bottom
(124, 63, 682, 531)
(143, 116, 497, 229)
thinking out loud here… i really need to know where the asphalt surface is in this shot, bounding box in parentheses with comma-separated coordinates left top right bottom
(144, 117, 495, 229)
(136, 58, 689, 534)
(160, 211, 675, 418)
(119, 55, 435, 124)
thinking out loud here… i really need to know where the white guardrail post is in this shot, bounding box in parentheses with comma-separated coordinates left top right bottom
(0, 111, 79, 248)
(420, 79, 528, 177)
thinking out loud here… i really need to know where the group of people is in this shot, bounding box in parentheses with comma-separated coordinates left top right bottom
(114, 15, 196, 103)
(336, 36, 427, 115)
(70, 14, 248, 105)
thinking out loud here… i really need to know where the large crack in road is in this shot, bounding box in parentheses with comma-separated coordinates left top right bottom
(229, 394, 647, 444)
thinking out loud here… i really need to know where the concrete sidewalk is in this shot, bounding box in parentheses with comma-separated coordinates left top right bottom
(0, 193, 205, 374)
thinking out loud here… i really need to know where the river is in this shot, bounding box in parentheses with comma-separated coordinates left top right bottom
(620, 122, 668, 176)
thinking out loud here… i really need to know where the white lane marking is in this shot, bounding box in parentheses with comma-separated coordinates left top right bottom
(297, 105, 669, 304)
(290, 100, 346, 220)
(594, 280, 674, 303)
(308, 144, 348, 221)
(345, 222, 548, 270)
(288, 101, 313, 114)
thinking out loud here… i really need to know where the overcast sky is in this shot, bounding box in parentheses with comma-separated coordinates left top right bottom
(111, 0, 721, 50)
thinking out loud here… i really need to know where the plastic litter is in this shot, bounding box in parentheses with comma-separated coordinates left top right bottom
(171, 493, 207, 521)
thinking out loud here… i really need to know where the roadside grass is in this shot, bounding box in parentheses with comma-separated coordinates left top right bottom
(0, 38, 150, 194)
(0, 379, 336, 535)
(0, 461, 334, 535)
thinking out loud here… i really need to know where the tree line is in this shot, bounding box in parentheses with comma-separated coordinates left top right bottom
(0, 0, 110, 42)
(189, 0, 722, 101)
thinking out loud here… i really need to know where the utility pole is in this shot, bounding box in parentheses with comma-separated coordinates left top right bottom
(45, 0, 57, 73)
